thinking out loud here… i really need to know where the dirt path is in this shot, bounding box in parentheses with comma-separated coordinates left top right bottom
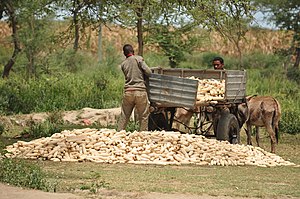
(2, 107, 121, 128)
(1, 183, 299, 199)
(0, 183, 80, 199)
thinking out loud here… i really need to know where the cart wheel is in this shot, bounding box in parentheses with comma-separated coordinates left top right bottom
(216, 113, 240, 144)
(213, 116, 219, 136)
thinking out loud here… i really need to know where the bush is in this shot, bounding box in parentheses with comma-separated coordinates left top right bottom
(0, 69, 123, 114)
(280, 111, 300, 135)
(0, 158, 53, 190)
(287, 67, 300, 84)
(21, 117, 64, 138)
(241, 52, 283, 69)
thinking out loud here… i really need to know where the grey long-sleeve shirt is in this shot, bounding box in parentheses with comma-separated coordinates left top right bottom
(121, 55, 152, 91)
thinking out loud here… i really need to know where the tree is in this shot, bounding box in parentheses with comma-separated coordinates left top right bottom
(17, 0, 57, 78)
(0, 0, 21, 78)
(253, 0, 300, 68)
(0, 0, 60, 78)
(110, 0, 152, 56)
(108, 1, 254, 68)
(145, 1, 202, 67)
(184, 0, 254, 68)
(110, 1, 203, 66)
(53, 0, 104, 52)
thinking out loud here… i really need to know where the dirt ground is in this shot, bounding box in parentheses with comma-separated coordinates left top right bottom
(2, 107, 122, 129)
(3, 182, 299, 199)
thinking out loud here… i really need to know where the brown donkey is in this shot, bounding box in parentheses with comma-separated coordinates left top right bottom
(242, 95, 281, 153)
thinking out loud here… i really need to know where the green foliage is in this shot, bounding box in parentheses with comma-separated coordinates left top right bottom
(240, 52, 283, 69)
(254, 0, 300, 35)
(142, 52, 169, 69)
(80, 180, 110, 193)
(0, 46, 11, 66)
(178, 52, 285, 70)
(0, 63, 123, 114)
(0, 158, 54, 191)
(280, 111, 300, 135)
(46, 49, 91, 73)
(21, 114, 64, 138)
(287, 67, 300, 84)
(146, 21, 204, 68)
(16, 2, 56, 78)
(125, 120, 139, 133)
(147, 25, 184, 68)
(0, 122, 5, 135)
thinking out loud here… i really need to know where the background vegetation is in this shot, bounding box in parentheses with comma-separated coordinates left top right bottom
(0, 0, 299, 197)
(0, 45, 299, 134)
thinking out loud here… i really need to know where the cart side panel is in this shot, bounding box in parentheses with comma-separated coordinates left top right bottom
(152, 68, 226, 80)
(150, 68, 247, 104)
(148, 73, 198, 109)
(225, 70, 247, 102)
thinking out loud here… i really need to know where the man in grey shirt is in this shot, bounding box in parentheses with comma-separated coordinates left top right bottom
(117, 44, 152, 131)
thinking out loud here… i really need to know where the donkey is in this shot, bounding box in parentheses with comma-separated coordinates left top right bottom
(239, 95, 281, 153)
(173, 107, 194, 130)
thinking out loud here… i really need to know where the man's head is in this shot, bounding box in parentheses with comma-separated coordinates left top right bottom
(123, 44, 134, 57)
(212, 57, 224, 70)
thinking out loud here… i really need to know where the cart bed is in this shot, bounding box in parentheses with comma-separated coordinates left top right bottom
(148, 68, 247, 108)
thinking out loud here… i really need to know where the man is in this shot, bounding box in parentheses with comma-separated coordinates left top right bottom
(117, 44, 152, 131)
(212, 57, 225, 70)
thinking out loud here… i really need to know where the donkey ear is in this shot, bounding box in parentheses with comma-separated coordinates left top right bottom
(246, 94, 257, 101)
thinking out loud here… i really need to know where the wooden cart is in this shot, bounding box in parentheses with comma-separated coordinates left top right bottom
(147, 68, 247, 144)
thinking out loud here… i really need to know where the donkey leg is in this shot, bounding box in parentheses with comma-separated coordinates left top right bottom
(246, 123, 253, 145)
(265, 125, 276, 153)
(255, 126, 260, 147)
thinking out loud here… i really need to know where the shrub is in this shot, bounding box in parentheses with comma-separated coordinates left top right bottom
(0, 68, 123, 114)
(280, 111, 300, 135)
(0, 122, 5, 135)
(287, 67, 300, 84)
(21, 118, 64, 138)
(241, 52, 283, 69)
(0, 158, 53, 190)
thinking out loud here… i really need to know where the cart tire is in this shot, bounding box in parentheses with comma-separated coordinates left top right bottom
(213, 117, 219, 137)
(216, 113, 240, 144)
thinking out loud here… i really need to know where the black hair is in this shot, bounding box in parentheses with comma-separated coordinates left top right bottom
(212, 56, 224, 64)
(123, 44, 134, 56)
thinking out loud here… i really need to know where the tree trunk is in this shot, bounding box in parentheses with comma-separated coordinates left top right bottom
(2, 1, 20, 78)
(26, 52, 35, 78)
(294, 47, 300, 68)
(98, 23, 102, 63)
(73, 0, 80, 52)
(98, 2, 103, 63)
(136, 6, 143, 56)
(235, 40, 242, 70)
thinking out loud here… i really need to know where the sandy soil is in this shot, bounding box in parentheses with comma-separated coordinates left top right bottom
(2, 183, 299, 199)
(2, 107, 122, 129)
(0, 183, 80, 199)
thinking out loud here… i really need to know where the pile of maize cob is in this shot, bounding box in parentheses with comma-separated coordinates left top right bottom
(5, 128, 296, 167)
